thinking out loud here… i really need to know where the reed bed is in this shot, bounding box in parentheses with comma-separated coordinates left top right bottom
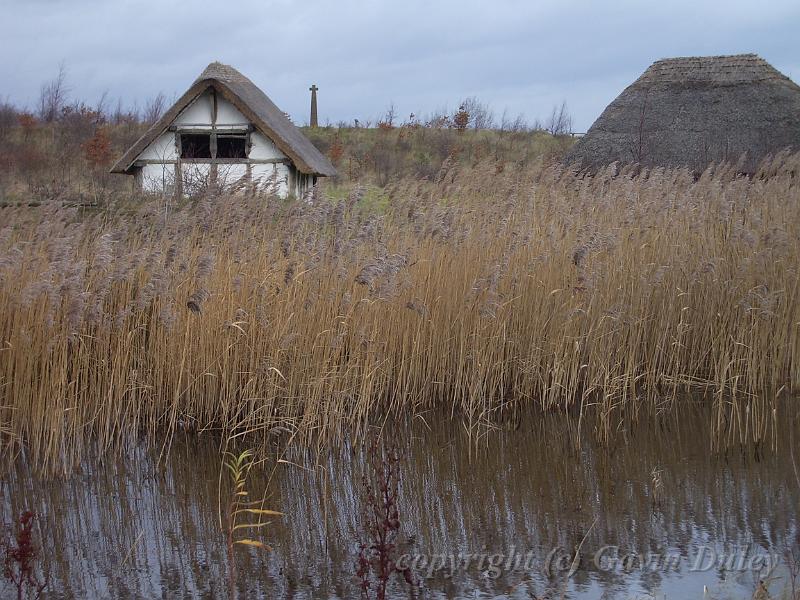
(1, 154, 799, 470)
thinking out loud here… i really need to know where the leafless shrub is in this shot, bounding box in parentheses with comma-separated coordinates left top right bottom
(461, 96, 495, 130)
(499, 109, 529, 134)
(545, 100, 573, 136)
(38, 63, 70, 123)
(143, 93, 167, 124)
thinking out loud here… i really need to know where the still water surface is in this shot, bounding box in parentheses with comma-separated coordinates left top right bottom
(2, 410, 798, 599)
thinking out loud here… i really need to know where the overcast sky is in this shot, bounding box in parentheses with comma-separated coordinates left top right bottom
(1, 0, 799, 131)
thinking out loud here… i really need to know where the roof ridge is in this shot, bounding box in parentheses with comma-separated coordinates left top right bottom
(195, 61, 250, 84)
(653, 53, 762, 63)
(634, 53, 791, 86)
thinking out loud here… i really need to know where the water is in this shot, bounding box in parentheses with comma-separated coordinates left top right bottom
(2, 409, 798, 599)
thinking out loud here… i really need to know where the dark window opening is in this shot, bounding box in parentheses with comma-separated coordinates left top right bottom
(180, 134, 211, 159)
(217, 135, 247, 159)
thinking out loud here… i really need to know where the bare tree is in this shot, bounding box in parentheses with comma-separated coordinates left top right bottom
(511, 114, 529, 133)
(143, 93, 167, 124)
(424, 106, 451, 129)
(95, 90, 110, 121)
(499, 108, 529, 134)
(545, 100, 573, 136)
(38, 62, 69, 122)
(112, 98, 125, 125)
(461, 96, 495, 130)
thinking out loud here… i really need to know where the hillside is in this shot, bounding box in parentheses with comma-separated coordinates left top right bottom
(0, 105, 575, 204)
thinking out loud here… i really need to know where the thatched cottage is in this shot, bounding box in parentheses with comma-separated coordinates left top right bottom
(111, 62, 336, 197)
(566, 54, 800, 173)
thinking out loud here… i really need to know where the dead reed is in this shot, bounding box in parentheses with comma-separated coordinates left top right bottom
(1, 153, 799, 470)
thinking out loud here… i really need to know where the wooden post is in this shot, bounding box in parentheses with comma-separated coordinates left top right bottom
(210, 88, 219, 189)
(246, 163, 253, 196)
(175, 133, 182, 199)
(174, 162, 182, 199)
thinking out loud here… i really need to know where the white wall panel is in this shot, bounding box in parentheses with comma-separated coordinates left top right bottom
(139, 132, 176, 160)
(174, 91, 212, 125)
(249, 131, 285, 160)
(139, 163, 175, 194)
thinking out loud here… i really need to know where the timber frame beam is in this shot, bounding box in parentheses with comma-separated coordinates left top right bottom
(134, 158, 290, 166)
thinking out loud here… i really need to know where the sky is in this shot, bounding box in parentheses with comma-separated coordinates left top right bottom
(1, 0, 799, 131)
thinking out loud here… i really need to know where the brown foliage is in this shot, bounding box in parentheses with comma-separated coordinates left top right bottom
(328, 135, 344, 165)
(453, 104, 469, 132)
(83, 127, 113, 168)
(18, 114, 37, 139)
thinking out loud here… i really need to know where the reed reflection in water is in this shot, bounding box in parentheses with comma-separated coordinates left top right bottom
(2, 408, 799, 599)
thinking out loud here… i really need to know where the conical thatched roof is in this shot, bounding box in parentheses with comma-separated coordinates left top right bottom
(565, 54, 800, 173)
(112, 62, 336, 177)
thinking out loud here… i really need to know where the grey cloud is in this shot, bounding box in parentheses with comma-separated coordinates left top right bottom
(1, 0, 798, 130)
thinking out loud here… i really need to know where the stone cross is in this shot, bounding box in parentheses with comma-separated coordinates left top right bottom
(309, 84, 319, 128)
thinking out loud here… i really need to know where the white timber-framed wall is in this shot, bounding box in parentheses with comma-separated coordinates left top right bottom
(132, 88, 315, 198)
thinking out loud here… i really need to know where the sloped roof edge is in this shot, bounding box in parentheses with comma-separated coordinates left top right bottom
(111, 62, 336, 177)
(564, 53, 800, 173)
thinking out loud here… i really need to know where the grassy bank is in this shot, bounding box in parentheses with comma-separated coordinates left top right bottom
(0, 109, 574, 203)
(302, 124, 573, 185)
(1, 154, 799, 470)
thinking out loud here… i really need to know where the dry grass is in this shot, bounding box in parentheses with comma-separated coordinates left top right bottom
(1, 153, 798, 470)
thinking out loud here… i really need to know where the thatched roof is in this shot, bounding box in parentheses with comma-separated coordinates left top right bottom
(111, 62, 336, 177)
(565, 54, 800, 173)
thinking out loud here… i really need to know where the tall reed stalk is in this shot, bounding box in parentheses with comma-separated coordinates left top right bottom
(1, 153, 798, 469)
